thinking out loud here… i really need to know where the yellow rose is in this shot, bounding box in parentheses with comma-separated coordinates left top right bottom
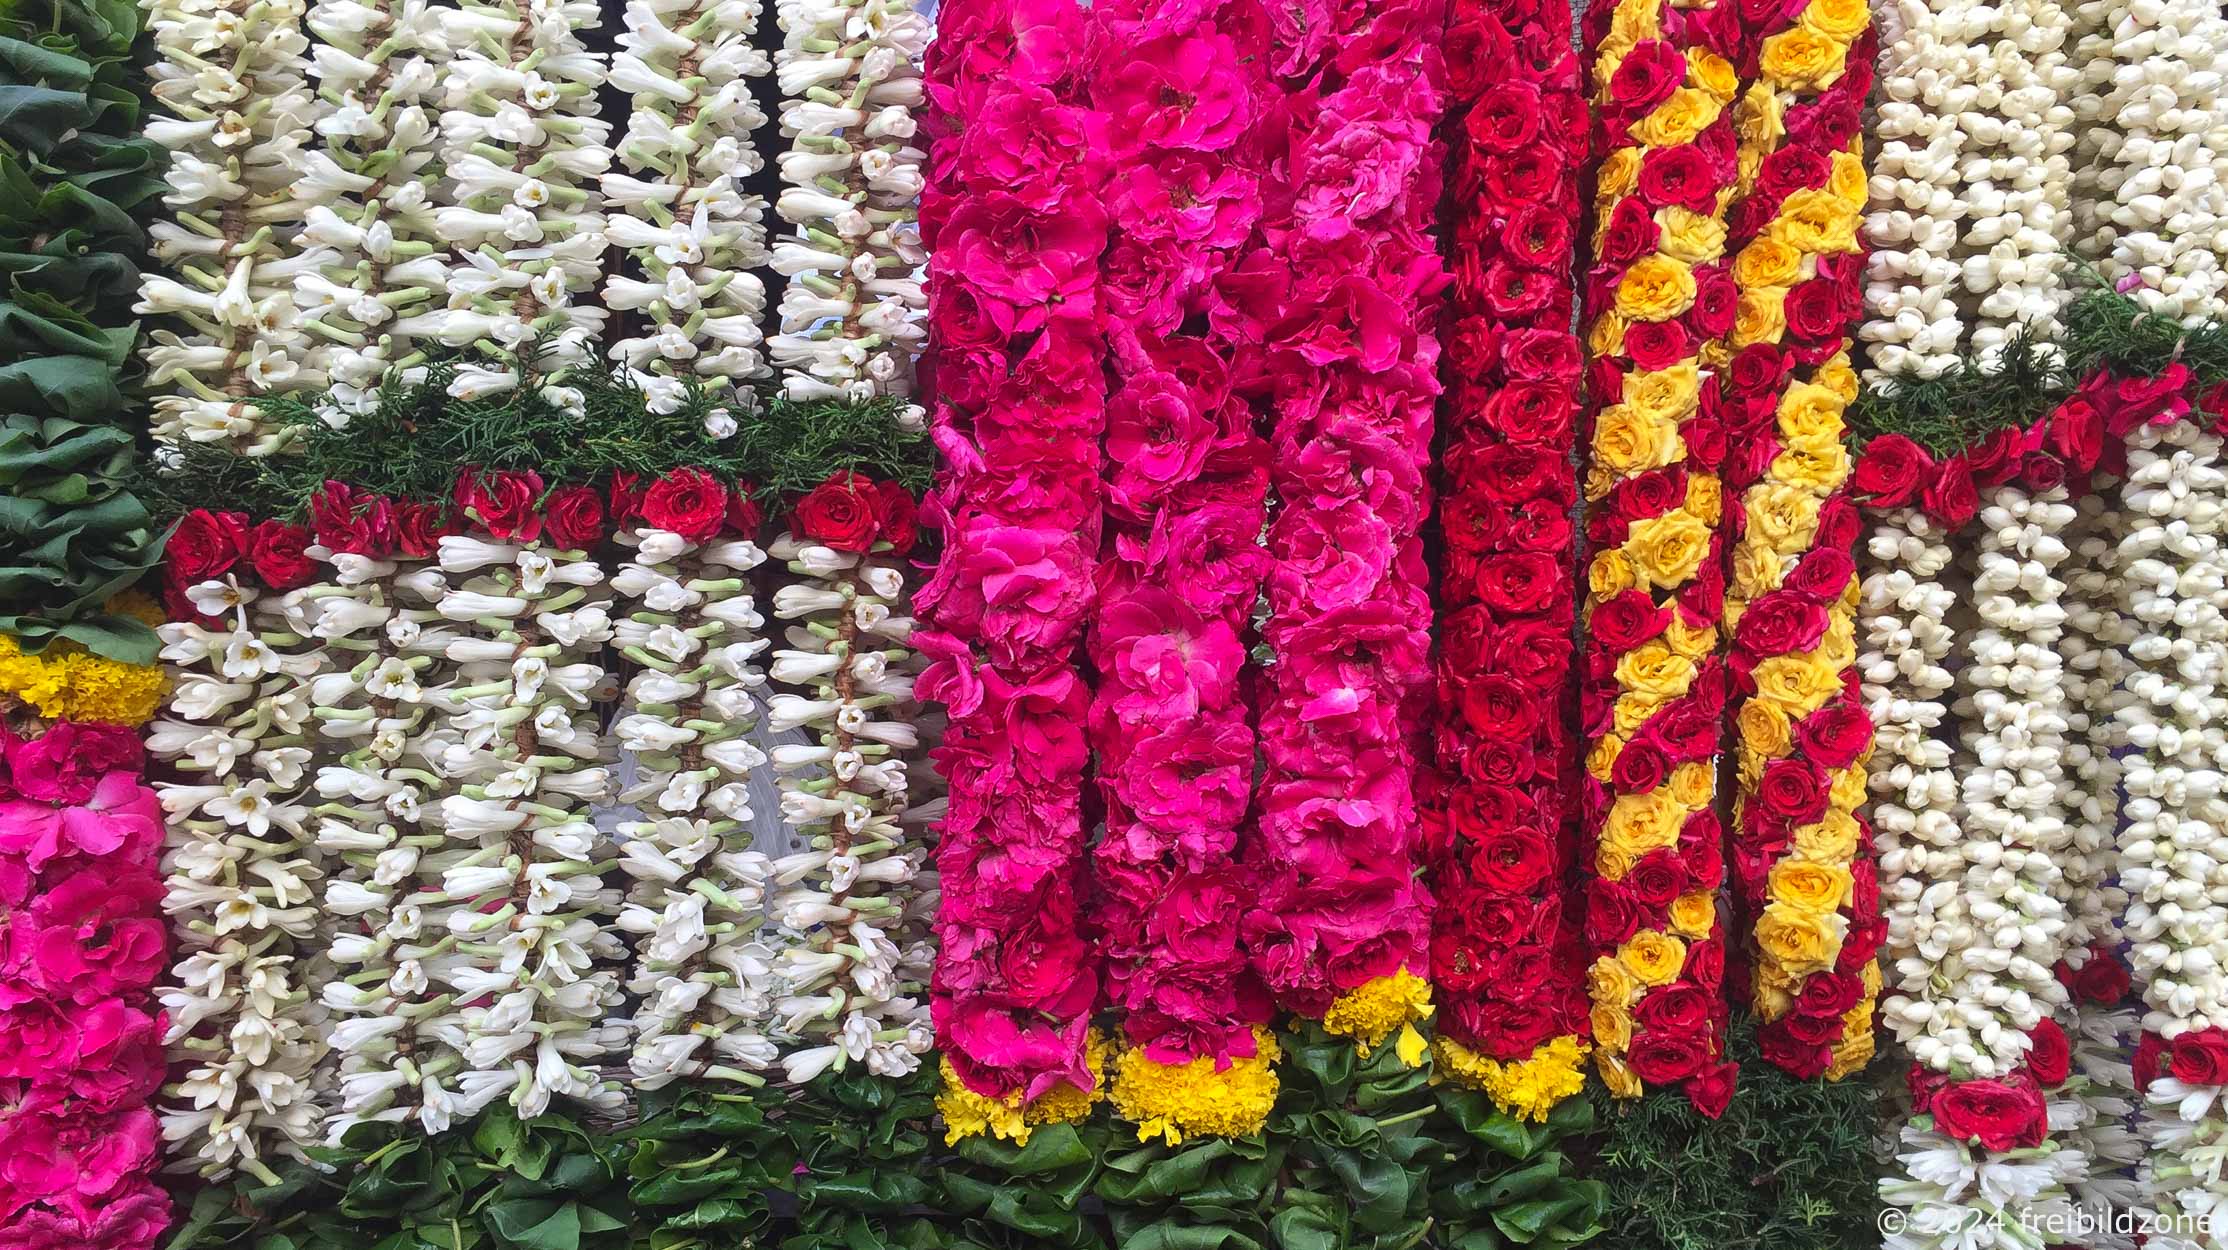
(1747, 481, 1822, 554)
(1661, 615, 1716, 661)
(1593, 35, 1638, 79)
(1619, 931, 1687, 987)
(1733, 83, 1783, 150)
(1778, 381, 1846, 442)
(1768, 188, 1861, 255)
(1590, 1003, 1635, 1053)
(1731, 539, 1780, 601)
(1667, 892, 1716, 938)
(1589, 308, 1629, 359)
(1754, 978, 1795, 1023)
(1625, 363, 1702, 424)
(1589, 955, 1640, 1008)
(1751, 653, 1842, 717)
(1587, 733, 1625, 783)
(1732, 238, 1803, 291)
(1792, 809, 1862, 863)
(1862, 960, 1883, 995)
(1590, 549, 1637, 597)
(1624, 509, 1712, 587)
(1609, 0, 1664, 48)
(1617, 641, 1697, 701)
(1825, 1030, 1875, 1080)
(1593, 404, 1681, 476)
(1759, 27, 1848, 91)
(1612, 690, 1666, 736)
(1597, 148, 1641, 204)
(1769, 859, 1853, 915)
(1659, 207, 1728, 265)
(1732, 286, 1787, 346)
(1817, 351, 1860, 402)
(1828, 150, 1868, 209)
(1683, 473, 1722, 526)
(1598, 1052, 1643, 1098)
(1831, 761, 1868, 812)
(1698, 339, 1734, 371)
(1632, 87, 1719, 148)
(1616, 255, 1699, 323)
(1667, 761, 1713, 809)
(1738, 699, 1793, 759)
(1687, 47, 1738, 102)
(1799, 0, 1870, 43)
(1771, 442, 1853, 494)
(1753, 903, 1844, 977)
(1604, 789, 1685, 854)
(1596, 844, 1637, 881)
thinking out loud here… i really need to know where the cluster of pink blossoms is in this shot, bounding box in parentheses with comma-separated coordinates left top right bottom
(0, 721, 170, 1250)
(915, 0, 1111, 1103)
(1243, 0, 1450, 1019)
(1084, 0, 1278, 1069)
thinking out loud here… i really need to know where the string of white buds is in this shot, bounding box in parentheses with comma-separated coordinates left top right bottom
(304, 549, 470, 1138)
(427, 536, 626, 1121)
(297, 0, 456, 422)
(2071, 0, 2228, 325)
(1861, 0, 2078, 381)
(2071, 1001, 2148, 1248)
(422, 0, 612, 396)
(609, 526, 783, 1089)
(150, 580, 334, 1179)
(768, 0, 929, 403)
(2109, 418, 2228, 1248)
(602, 0, 773, 406)
(137, 0, 327, 455)
(764, 535, 932, 1084)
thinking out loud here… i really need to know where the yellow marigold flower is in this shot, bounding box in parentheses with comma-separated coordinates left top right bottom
(1667, 892, 1716, 939)
(1754, 903, 1846, 977)
(1325, 968, 1434, 1058)
(1615, 255, 1699, 323)
(1668, 761, 1713, 810)
(1597, 1052, 1644, 1099)
(1112, 1028, 1282, 1145)
(1657, 206, 1728, 265)
(108, 591, 166, 629)
(1759, 27, 1848, 90)
(1687, 47, 1737, 102)
(1732, 287, 1787, 346)
(1433, 1036, 1592, 1123)
(1770, 859, 1854, 915)
(1593, 405, 1682, 477)
(1732, 238, 1803, 290)
(938, 1033, 1109, 1145)
(1738, 699, 1793, 759)
(0, 636, 167, 726)
(1616, 642, 1696, 702)
(1604, 790, 1684, 856)
(1632, 87, 1719, 147)
(1619, 931, 1687, 987)
(1624, 509, 1712, 588)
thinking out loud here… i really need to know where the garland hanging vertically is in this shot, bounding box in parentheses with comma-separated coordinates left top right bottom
(1425, 0, 1592, 1119)
(1242, 0, 1447, 1059)
(916, 0, 1110, 1138)
(1574, 0, 1743, 1113)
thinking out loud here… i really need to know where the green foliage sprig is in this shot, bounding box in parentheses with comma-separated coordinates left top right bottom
(138, 360, 934, 527)
(1587, 1019, 1884, 1250)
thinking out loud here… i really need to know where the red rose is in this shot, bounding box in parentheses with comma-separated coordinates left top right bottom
(1814, 494, 1861, 554)
(455, 468, 546, 542)
(1733, 593, 1828, 658)
(1923, 457, 1978, 529)
(1502, 327, 1580, 382)
(871, 481, 919, 553)
(1585, 880, 1642, 946)
(1606, 39, 1683, 114)
(1930, 1077, 2047, 1151)
(2048, 395, 2104, 472)
(1599, 197, 1662, 267)
(1591, 590, 1670, 651)
(1610, 736, 1670, 794)
(2025, 1018, 2072, 1087)
(167, 509, 249, 584)
(1851, 434, 1932, 508)
(1758, 1020, 1832, 1078)
(2169, 1028, 2228, 1087)
(248, 520, 316, 590)
(2105, 363, 2193, 435)
(395, 500, 460, 557)
(1793, 969, 1864, 1020)
(2067, 953, 2130, 1005)
(792, 470, 885, 551)
(1685, 932, 1726, 991)
(1964, 425, 2028, 489)
(609, 471, 647, 527)
(1726, 343, 1788, 396)
(2135, 1032, 2168, 1090)
(1623, 848, 1688, 906)
(1688, 266, 1737, 339)
(1624, 320, 1690, 372)
(726, 481, 765, 537)
(1626, 1028, 1708, 1084)
(1468, 827, 1554, 895)
(1483, 381, 1578, 449)
(1638, 144, 1718, 213)
(543, 484, 607, 550)
(641, 467, 730, 541)
(1462, 676, 1539, 740)
(1476, 552, 1563, 616)
(1781, 276, 1847, 343)
(1781, 547, 1855, 602)
(1756, 757, 1829, 825)
(309, 482, 396, 557)
(1795, 700, 1873, 770)
(1637, 985, 1712, 1035)
(1685, 1061, 1737, 1119)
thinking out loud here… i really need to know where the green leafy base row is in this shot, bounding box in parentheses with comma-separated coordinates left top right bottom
(167, 1019, 1883, 1250)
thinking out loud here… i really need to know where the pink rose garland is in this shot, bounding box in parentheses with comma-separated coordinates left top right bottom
(1084, 0, 1282, 1137)
(1242, 0, 1450, 1053)
(0, 721, 169, 1249)
(916, 0, 1112, 1133)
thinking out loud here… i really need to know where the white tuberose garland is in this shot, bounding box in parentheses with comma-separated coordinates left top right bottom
(765, 534, 932, 1083)
(297, 0, 455, 422)
(769, 0, 929, 403)
(151, 581, 333, 1178)
(610, 526, 782, 1088)
(138, 0, 326, 454)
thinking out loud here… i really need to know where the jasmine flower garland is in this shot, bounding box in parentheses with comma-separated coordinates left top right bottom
(603, 0, 773, 398)
(150, 527, 336, 1178)
(769, 0, 929, 401)
(297, 0, 457, 422)
(766, 473, 933, 1084)
(607, 470, 781, 1090)
(427, 474, 626, 1122)
(137, 0, 327, 455)
(430, 0, 612, 396)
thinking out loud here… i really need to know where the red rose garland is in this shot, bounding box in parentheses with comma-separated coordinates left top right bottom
(916, 0, 1112, 1137)
(1424, 0, 1592, 1117)
(1083, 0, 1284, 1139)
(1242, 0, 1448, 1056)
(1575, 0, 1744, 1114)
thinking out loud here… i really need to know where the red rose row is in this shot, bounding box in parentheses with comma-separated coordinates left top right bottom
(1425, 0, 1590, 1084)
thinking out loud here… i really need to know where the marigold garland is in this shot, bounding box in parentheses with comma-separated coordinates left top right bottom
(1425, 0, 1592, 1117)
(1575, 0, 1744, 1115)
